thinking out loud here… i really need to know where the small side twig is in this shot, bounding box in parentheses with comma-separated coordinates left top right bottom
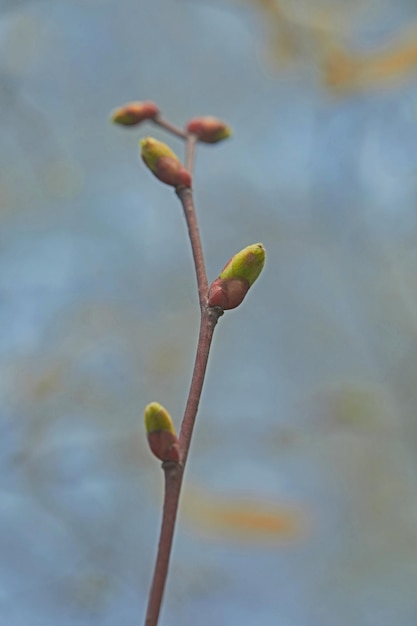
(152, 114, 187, 140)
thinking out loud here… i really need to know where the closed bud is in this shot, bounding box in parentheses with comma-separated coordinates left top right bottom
(208, 243, 265, 310)
(144, 402, 180, 463)
(140, 137, 191, 188)
(111, 101, 160, 126)
(185, 116, 232, 144)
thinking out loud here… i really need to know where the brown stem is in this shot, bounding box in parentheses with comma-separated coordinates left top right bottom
(144, 128, 223, 626)
(176, 186, 208, 308)
(185, 134, 197, 177)
(144, 463, 182, 626)
(178, 307, 222, 462)
(144, 307, 221, 626)
(152, 115, 187, 140)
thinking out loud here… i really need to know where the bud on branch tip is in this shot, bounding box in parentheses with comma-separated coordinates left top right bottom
(208, 243, 265, 310)
(144, 402, 180, 463)
(140, 137, 191, 188)
(111, 101, 160, 127)
(186, 116, 232, 144)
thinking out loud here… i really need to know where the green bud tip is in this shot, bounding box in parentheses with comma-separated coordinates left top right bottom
(140, 137, 191, 188)
(140, 138, 177, 171)
(219, 243, 265, 286)
(144, 402, 180, 463)
(144, 401, 176, 435)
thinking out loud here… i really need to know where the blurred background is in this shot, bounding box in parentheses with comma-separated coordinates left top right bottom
(2, 1, 417, 624)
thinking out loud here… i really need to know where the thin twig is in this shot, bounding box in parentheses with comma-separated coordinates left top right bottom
(178, 307, 222, 464)
(144, 463, 182, 626)
(176, 186, 208, 308)
(152, 115, 187, 140)
(185, 134, 197, 176)
(144, 133, 223, 626)
(144, 307, 221, 626)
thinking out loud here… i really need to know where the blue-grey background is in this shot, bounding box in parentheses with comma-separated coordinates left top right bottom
(2, 1, 417, 624)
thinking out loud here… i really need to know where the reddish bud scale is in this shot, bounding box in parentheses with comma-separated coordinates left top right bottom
(186, 116, 231, 144)
(112, 101, 160, 126)
(208, 277, 250, 310)
(147, 430, 180, 463)
(152, 156, 192, 188)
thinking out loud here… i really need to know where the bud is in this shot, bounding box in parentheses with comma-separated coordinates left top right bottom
(111, 101, 160, 126)
(217, 243, 265, 286)
(140, 137, 191, 187)
(185, 116, 232, 144)
(144, 402, 180, 463)
(208, 243, 265, 310)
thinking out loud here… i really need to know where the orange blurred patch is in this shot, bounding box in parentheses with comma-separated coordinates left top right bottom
(323, 29, 417, 93)
(182, 486, 309, 545)
(246, 0, 417, 93)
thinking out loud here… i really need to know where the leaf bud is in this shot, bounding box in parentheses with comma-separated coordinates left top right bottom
(208, 243, 265, 310)
(144, 402, 180, 463)
(140, 137, 191, 187)
(185, 116, 232, 144)
(111, 101, 160, 126)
